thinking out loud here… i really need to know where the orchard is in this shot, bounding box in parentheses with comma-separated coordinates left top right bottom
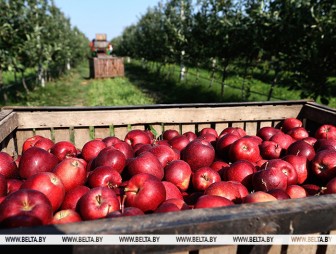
(1, 118, 336, 229)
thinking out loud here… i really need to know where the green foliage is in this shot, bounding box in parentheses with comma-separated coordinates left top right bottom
(115, 0, 336, 107)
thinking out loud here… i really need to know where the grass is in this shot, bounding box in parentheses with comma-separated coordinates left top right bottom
(1, 59, 335, 108)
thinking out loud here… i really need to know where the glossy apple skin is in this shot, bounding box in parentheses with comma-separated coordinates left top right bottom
(18, 147, 59, 179)
(282, 154, 308, 185)
(191, 167, 221, 191)
(256, 127, 281, 141)
(60, 185, 90, 211)
(124, 129, 152, 148)
(81, 139, 107, 162)
(204, 181, 248, 204)
(87, 166, 122, 189)
(0, 151, 18, 179)
(224, 160, 256, 190)
(228, 137, 262, 163)
(286, 140, 316, 161)
(162, 181, 183, 200)
(162, 129, 180, 141)
(124, 173, 166, 213)
(315, 124, 336, 140)
(181, 139, 216, 172)
(93, 147, 126, 174)
(252, 167, 288, 192)
(243, 191, 277, 204)
(50, 141, 78, 161)
(310, 149, 336, 184)
(21, 135, 45, 153)
(164, 159, 192, 191)
(52, 157, 88, 192)
(0, 189, 53, 228)
(77, 186, 120, 221)
(126, 151, 164, 180)
(194, 195, 234, 209)
(20, 172, 66, 212)
(51, 209, 82, 224)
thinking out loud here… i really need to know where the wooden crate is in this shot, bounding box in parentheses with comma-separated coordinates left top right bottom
(89, 56, 124, 79)
(1, 100, 336, 254)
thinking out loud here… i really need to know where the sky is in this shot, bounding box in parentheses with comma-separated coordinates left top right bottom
(53, 0, 161, 41)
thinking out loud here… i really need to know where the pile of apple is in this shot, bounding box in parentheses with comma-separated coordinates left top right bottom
(1, 117, 336, 229)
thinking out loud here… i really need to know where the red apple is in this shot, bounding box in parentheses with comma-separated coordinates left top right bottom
(228, 136, 262, 163)
(314, 139, 336, 152)
(93, 146, 126, 174)
(20, 172, 65, 212)
(154, 202, 180, 213)
(18, 147, 59, 179)
(198, 127, 218, 138)
(194, 194, 234, 209)
(111, 141, 134, 160)
(267, 189, 291, 200)
(162, 181, 183, 200)
(269, 131, 295, 150)
(181, 139, 215, 172)
(282, 154, 308, 185)
(310, 149, 336, 183)
(219, 127, 246, 138)
(224, 160, 256, 190)
(31, 137, 55, 152)
(315, 124, 336, 140)
(60, 185, 90, 211)
(51, 209, 82, 224)
(0, 151, 18, 179)
(7, 178, 23, 195)
(164, 159, 192, 191)
(50, 141, 78, 161)
(162, 129, 180, 141)
(191, 166, 221, 191)
(106, 206, 145, 218)
(286, 140, 316, 161)
(126, 151, 164, 180)
(215, 133, 240, 161)
(302, 136, 317, 146)
(52, 157, 88, 192)
(148, 144, 178, 168)
(102, 136, 122, 147)
(124, 129, 152, 148)
(302, 183, 322, 196)
(259, 159, 298, 186)
(286, 185, 307, 199)
(124, 173, 166, 212)
(323, 177, 336, 195)
(77, 186, 120, 220)
(21, 135, 45, 153)
(259, 140, 282, 159)
(243, 191, 277, 204)
(204, 181, 248, 204)
(161, 198, 189, 210)
(256, 126, 281, 141)
(279, 118, 303, 133)
(287, 127, 309, 140)
(183, 131, 197, 142)
(81, 139, 106, 162)
(0, 189, 53, 228)
(87, 166, 122, 189)
(169, 135, 190, 151)
(252, 167, 288, 192)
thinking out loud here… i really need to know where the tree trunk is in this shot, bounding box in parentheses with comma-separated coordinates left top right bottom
(267, 70, 279, 101)
(221, 62, 228, 99)
(21, 70, 30, 94)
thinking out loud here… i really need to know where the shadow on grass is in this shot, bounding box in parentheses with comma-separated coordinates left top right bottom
(125, 62, 243, 104)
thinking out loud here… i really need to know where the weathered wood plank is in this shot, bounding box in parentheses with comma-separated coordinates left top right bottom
(15, 105, 304, 130)
(0, 111, 18, 144)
